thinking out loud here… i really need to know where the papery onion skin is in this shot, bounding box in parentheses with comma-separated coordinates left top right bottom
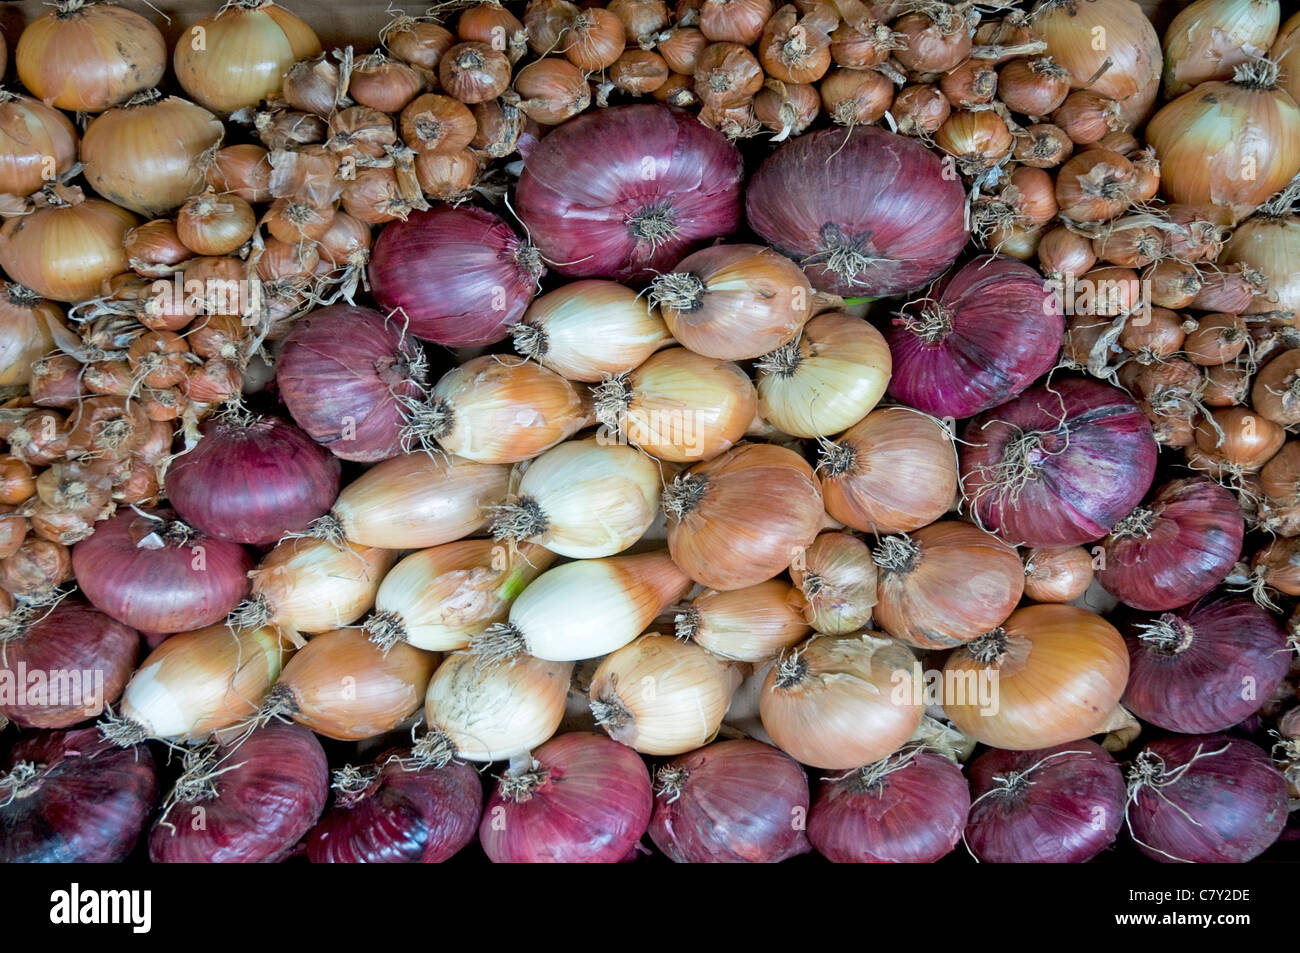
(678, 579, 811, 662)
(0, 198, 136, 303)
(964, 741, 1126, 863)
(1022, 545, 1095, 603)
(0, 93, 78, 198)
(650, 738, 810, 863)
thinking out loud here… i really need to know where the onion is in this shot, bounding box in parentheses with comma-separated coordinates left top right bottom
(1191, 405, 1286, 475)
(0, 727, 156, 863)
(746, 125, 967, 297)
(790, 532, 876, 636)
(1023, 545, 1095, 603)
(809, 748, 970, 863)
(205, 143, 272, 202)
(964, 741, 1126, 863)
(1127, 735, 1288, 862)
(754, 79, 821, 139)
(514, 59, 591, 125)
(943, 604, 1130, 750)
(935, 109, 1015, 176)
(1220, 194, 1300, 320)
(480, 732, 652, 863)
(1163, 0, 1281, 97)
(0, 190, 136, 302)
(0, 285, 61, 389)
(891, 83, 951, 136)
(1014, 122, 1074, 168)
(675, 579, 810, 661)
(0, 92, 78, 198)
(0, 538, 72, 597)
(1274, 10, 1300, 103)
(149, 721, 327, 863)
(176, 189, 255, 256)
(515, 104, 743, 282)
(818, 66, 893, 126)
(998, 56, 1071, 116)
(383, 15, 455, 73)
(350, 54, 423, 113)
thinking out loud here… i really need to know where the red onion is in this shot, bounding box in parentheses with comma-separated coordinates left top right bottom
(1098, 477, 1244, 611)
(649, 738, 810, 863)
(370, 205, 544, 348)
(479, 732, 652, 863)
(306, 750, 482, 864)
(0, 727, 156, 862)
(1119, 596, 1291, 735)
(1127, 735, 1289, 863)
(964, 741, 1126, 864)
(72, 508, 253, 633)
(886, 256, 1063, 418)
(960, 378, 1158, 546)
(515, 104, 744, 282)
(746, 125, 968, 297)
(148, 721, 327, 863)
(0, 599, 137, 729)
(276, 304, 429, 463)
(166, 413, 341, 546)
(808, 748, 969, 863)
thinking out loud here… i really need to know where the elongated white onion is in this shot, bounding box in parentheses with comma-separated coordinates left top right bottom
(675, 578, 811, 662)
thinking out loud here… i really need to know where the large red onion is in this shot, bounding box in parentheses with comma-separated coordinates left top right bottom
(1097, 477, 1243, 611)
(960, 378, 1158, 546)
(479, 732, 652, 863)
(149, 721, 327, 863)
(166, 414, 341, 545)
(276, 305, 429, 463)
(72, 508, 252, 633)
(0, 727, 156, 862)
(649, 738, 810, 863)
(1127, 734, 1289, 863)
(964, 741, 1126, 863)
(306, 751, 482, 864)
(886, 256, 1063, 418)
(808, 749, 969, 863)
(746, 125, 968, 297)
(0, 599, 137, 729)
(515, 105, 744, 282)
(370, 205, 544, 347)
(1119, 596, 1291, 734)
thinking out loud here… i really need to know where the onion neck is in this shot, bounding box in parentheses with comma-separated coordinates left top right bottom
(968, 627, 1008, 664)
(331, 764, 382, 807)
(626, 202, 680, 251)
(0, 762, 41, 807)
(872, 535, 920, 575)
(662, 473, 708, 520)
(654, 765, 688, 803)
(1111, 506, 1156, 539)
(648, 271, 706, 313)
(362, 610, 410, 653)
(1137, 615, 1196, 656)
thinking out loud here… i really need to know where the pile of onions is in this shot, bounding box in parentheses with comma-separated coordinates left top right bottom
(650, 739, 810, 863)
(746, 125, 967, 296)
(1119, 595, 1290, 733)
(808, 748, 970, 863)
(515, 104, 744, 281)
(479, 732, 652, 863)
(675, 579, 811, 662)
(886, 256, 1064, 418)
(964, 741, 1126, 863)
(960, 379, 1158, 546)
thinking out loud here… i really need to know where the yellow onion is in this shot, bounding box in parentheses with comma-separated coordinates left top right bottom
(1219, 189, 1300, 319)
(1163, 0, 1280, 97)
(0, 189, 136, 302)
(205, 143, 273, 203)
(174, 0, 322, 115)
(176, 189, 257, 256)
(942, 603, 1130, 749)
(364, 539, 556, 653)
(759, 633, 924, 770)
(755, 311, 891, 440)
(0, 285, 62, 388)
(589, 633, 741, 755)
(790, 531, 877, 636)
(489, 437, 662, 558)
(675, 578, 811, 661)
(1273, 11, 1300, 104)
(471, 550, 692, 662)
(1022, 545, 1095, 603)
(512, 279, 672, 382)
(0, 92, 78, 199)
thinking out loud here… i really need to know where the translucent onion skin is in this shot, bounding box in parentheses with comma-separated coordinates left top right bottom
(746, 125, 968, 297)
(650, 739, 811, 863)
(1119, 595, 1291, 734)
(515, 104, 744, 282)
(1097, 477, 1244, 611)
(808, 750, 970, 864)
(148, 721, 328, 864)
(479, 732, 652, 864)
(0, 728, 156, 863)
(960, 379, 1159, 547)
(1127, 735, 1289, 863)
(964, 741, 1126, 864)
(887, 255, 1064, 418)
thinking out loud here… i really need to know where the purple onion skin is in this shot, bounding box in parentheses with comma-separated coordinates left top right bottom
(0, 727, 157, 863)
(1128, 735, 1289, 863)
(887, 256, 1063, 418)
(1098, 477, 1243, 611)
(965, 741, 1126, 864)
(651, 738, 811, 863)
(516, 105, 743, 283)
(73, 508, 253, 634)
(480, 732, 652, 864)
(149, 721, 328, 864)
(371, 205, 543, 347)
(746, 126, 968, 297)
(166, 416, 341, 546)
(0, 599, 138, 729)
(959, 378, 1159, 546)
(1120, 596, 1291, 734)
(276, 305, 428, 463)
(808, 750, 968, 863)
(307, 752, 482, 863)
